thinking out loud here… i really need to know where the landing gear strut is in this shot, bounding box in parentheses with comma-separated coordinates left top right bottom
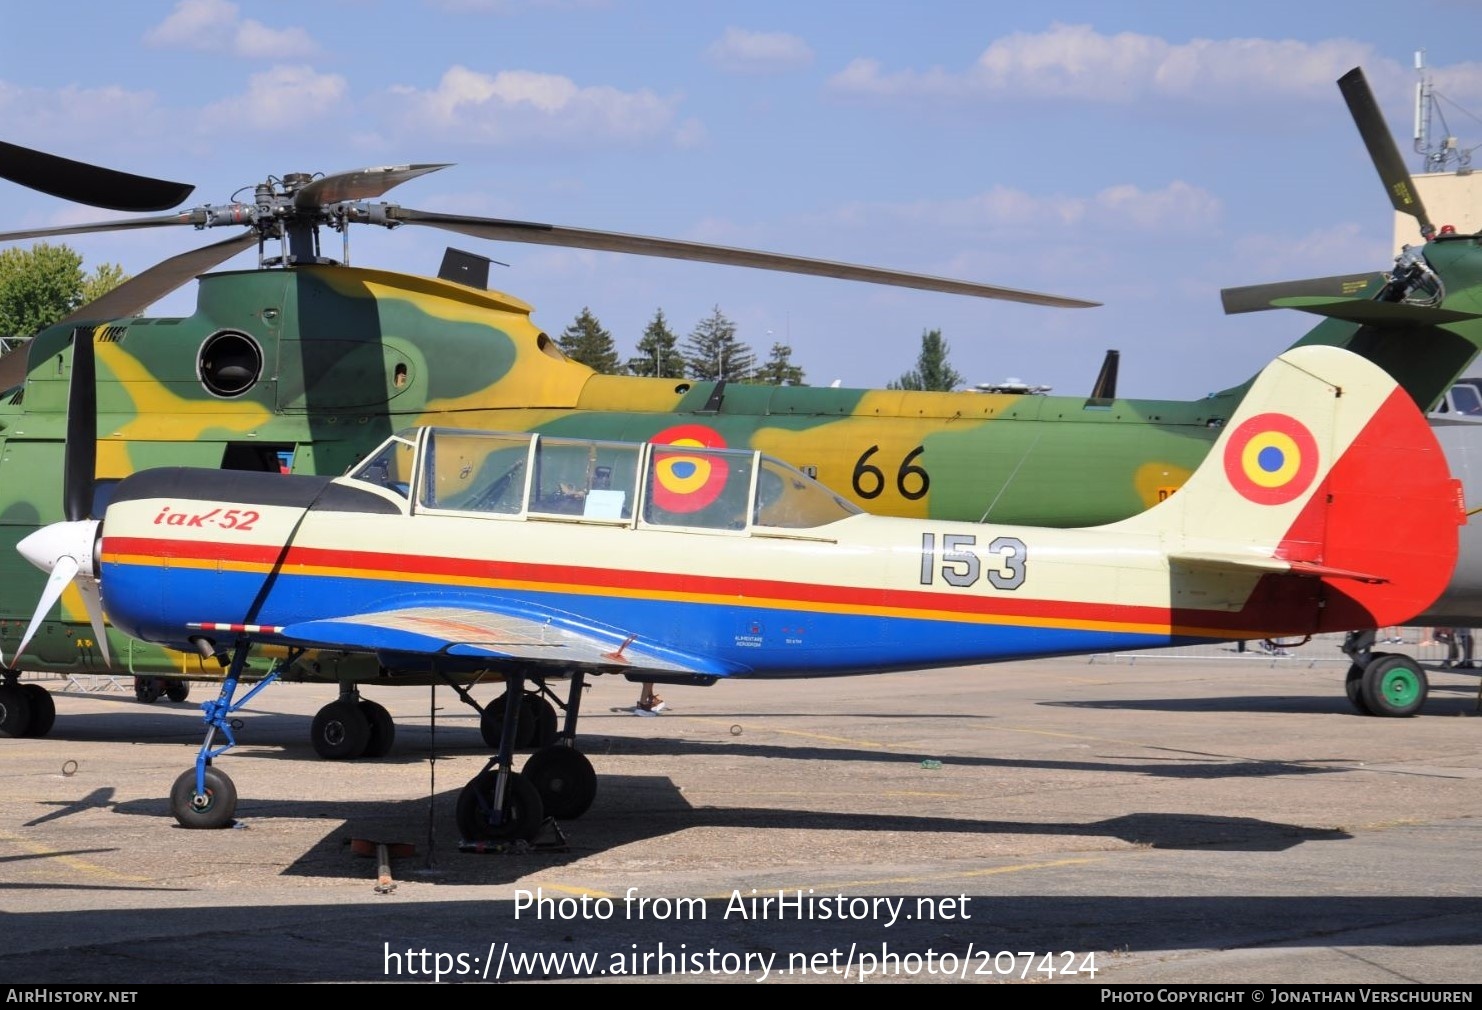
(170, 642, 297, 829)
(1341, 630, 1427, 717)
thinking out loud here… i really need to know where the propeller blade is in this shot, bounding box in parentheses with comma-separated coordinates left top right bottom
(14, 554, 80, 662)
(0, 208, 203, 244)
(64, 331, 95, 523)
(386, 207, 1100, 308)
(294, 163, 451, 209)
(76, 577, 111, 667)
(1221, 273, 1387, 314)
(58, 231, 256, 325)
(1338, 67, 1433, 237)
(0, 140, 194, 212)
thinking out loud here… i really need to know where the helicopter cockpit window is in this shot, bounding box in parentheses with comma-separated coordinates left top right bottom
(527, 438, 641, 520)
(641, 446, 756, 531)
(347, 435, 417, 497)
(1445, 383, 1482, 416)
(751, 457, 862, 529)
(418, 430, 533, 515)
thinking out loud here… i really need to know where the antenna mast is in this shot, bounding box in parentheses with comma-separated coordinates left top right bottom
(1414, 49, 1470, 173)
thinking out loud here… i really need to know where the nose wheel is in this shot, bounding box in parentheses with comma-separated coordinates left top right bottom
(170, 766, 237, 829)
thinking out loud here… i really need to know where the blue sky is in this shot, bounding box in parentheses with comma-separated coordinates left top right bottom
(5, 1, 1482, 397)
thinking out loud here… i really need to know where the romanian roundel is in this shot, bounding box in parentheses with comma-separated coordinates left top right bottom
(650, 423, 728, 513)
(1222, 412, 1319, 505)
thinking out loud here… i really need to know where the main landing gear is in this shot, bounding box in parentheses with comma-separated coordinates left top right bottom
(0, 676, 55, 738)
(456, 670, 598, 842)
(310, 688, 395, 759)
(1341, 630, 1427, 717)
(167, 644, 600, 841)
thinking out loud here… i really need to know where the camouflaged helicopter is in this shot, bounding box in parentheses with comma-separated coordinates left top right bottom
(1, 67, 1478, 752)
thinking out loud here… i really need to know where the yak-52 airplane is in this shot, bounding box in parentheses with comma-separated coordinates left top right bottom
(14, 333, 1463, 839)
(0, 66, 1476, 745)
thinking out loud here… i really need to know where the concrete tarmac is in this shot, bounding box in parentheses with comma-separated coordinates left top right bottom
(0, 647, 1479, 985)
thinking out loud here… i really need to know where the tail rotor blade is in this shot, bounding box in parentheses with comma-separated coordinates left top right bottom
(14, 555, 79, 661)
(1338, 67, 1434, 237)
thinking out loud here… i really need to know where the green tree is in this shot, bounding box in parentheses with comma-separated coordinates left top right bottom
(0, 243, 128, 339)
(888, 328, 962, 391)
(753, 341, 806, 386)
(557, 306, 622, 373)
(682, 305, 755, 381)
(626, 308, 686, 377)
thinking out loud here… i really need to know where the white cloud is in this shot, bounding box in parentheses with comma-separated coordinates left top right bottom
(0, 80, 163, 145)
(200, 66, 348, 130)
(706, 28, 814, 75)
(834, 180, 1221, 235)
(144, 0, 318, 59)
(829, 24, 1379, 105)
(381, 65, 683, 146)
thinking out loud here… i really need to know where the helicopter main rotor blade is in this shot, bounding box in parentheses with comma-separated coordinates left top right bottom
(59, 231, 257, 325)
(1338, 67, 1434, 238)
(294, 163, 451, 209)
(0, 209, 205, 244)
(1221, 272, 1387, 314)
(0, 140, 194, 213)
(387, 207, 1100, 308)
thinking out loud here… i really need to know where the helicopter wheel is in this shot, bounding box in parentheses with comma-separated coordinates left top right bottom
(480, 692, 536, 751)
(359, 700, 396, 758)
(456, 770, 543, 842)
(19, 684, 55, 737)
(170, 766, 237, 829)
(165, 680, 191, 703)
(0, 683, 32, 738)
(524, 694, 559, 749)
(522, 746, 596, 820)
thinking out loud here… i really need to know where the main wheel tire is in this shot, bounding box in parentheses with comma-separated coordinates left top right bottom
(134, 677, 162, 704)
(0, 684, 32, 738)
(524, 694, 559, 749)
(360, 700, 396, 758)
(19, 684, 55, 737)
(1344, 663, 1372, 715)
(480, 693, 535, 750)
(522, 746, 596, 820)
(170, 766, 237, 829)
(165, 680, 191, 703)
(311, 699, 371, 759)
(1360, 654, 1428, 717)
(455, 770, 544, 842)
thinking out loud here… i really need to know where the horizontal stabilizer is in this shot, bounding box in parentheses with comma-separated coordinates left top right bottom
(1264, 296, 1482, 326)
(1170, 551, 1387, 584)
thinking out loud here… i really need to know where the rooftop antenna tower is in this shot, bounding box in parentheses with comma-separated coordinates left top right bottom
(1414, 49, 1471, 173)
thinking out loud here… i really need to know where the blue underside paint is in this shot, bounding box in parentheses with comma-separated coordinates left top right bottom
(102, 562, 1180, 678)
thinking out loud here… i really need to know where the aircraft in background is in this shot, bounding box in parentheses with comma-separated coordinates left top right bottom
(1, 66, 1479, 746)
(15, 336, 1464, 837)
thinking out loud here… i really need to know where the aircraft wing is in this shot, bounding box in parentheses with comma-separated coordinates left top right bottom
(276, 603, 726, 675)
